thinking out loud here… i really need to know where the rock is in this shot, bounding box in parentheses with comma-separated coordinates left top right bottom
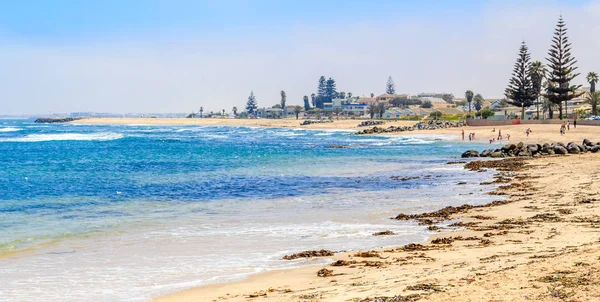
(461, 150, 480, 158)
(554, 145, 568, 155)
(526, 144, 538, 153)
(501, 144, 516, 152)
(481, 149, 493, 157)
(490, 151, 504, 158)
(592, 146, 600, 153)
(516, 142, 524, 149)
(567, 146, 580, 154)
(583, 139, 593, 146)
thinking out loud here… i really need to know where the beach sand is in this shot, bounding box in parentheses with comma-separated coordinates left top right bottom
(155, 154, 600, 302)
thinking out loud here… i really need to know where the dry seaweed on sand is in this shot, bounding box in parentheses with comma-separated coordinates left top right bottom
(358, 294, 423, 302)
(405, 283, 443, 292)
(282, 249, 334, 260)
(373, 230, 395, 236)
(316, 268, 333, 277)
(331, 260, 357, 266)
(354, 251, 381, 258)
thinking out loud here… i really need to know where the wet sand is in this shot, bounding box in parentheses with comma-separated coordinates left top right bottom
(155, 153, 600, 302)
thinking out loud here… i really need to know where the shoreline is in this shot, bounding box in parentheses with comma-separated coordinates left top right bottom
(155, 153, 600, 301)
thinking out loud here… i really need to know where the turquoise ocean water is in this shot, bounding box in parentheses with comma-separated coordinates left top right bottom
(0, 119, 496, 301)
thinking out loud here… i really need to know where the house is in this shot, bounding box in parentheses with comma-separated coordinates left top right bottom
(376, 94, 395, 103)
(382, 109, 402, 118)
(357, 97, 377, 105)
(256, 107, 284, 118)
(342, 103, 369, 116)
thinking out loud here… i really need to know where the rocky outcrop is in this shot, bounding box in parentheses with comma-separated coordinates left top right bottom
(471, 139, 599, 158)
(357, 120, 465, 135)
(34, 117, 81, 123)
(300, 120, 333, 126)
(358, 120, 385, 127)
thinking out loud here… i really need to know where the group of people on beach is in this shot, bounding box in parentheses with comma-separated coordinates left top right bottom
(461, 130, 477, 141)
(488, 128, 510, 144)
(560, 120, 576, 135)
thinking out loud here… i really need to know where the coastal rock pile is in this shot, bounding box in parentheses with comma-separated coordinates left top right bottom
(358, 120, 385, 127)
(34, 117, 80, 123)
(462, 139, 600, 158)
(282, 249, 334, 260)
(300, 119, 333, 126)
(356, 120, 465, 135)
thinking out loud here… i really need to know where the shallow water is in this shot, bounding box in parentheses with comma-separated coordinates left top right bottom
(0, 120, 496, 301)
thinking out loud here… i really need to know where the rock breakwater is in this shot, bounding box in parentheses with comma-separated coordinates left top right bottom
(462, 139, 600, 158)
(357, 120, 465, 135)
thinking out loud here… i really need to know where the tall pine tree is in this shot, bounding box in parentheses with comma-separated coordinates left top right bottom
(325, 77, 337, 101)
(280, 90, 287, 112)
(316, 76, 327, 109)
(386, 76, 395, 94)
(505, 41, 537, 109)
(545, 16, 582, 119)
(246, 90, 257, 114)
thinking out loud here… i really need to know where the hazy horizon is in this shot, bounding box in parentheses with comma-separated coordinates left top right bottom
(1, 0, 598, 115)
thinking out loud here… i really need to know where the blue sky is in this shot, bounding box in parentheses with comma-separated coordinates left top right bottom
(0, 0, 597, 114)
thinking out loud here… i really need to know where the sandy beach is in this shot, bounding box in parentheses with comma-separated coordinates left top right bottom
(155, 153, 600, 302)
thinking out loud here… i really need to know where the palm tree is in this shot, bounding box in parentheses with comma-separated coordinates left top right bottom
(280, 90, 287, 112)
(232, 106, 238, 117)
(530, 61, 546, 119)
(465, 90, 474, 114)
(199, 107, 204, 118)
(587, 72, 599, 93)
(293, 106, 302, 120)
(368, 103, 378, 119)
(586, 92, 600, 116)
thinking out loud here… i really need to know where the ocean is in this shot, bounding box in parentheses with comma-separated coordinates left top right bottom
(0, 119, 496, 301)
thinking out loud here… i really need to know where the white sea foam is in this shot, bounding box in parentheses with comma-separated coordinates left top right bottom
(0, 127, 23, 132)
(1, 132, 124, 142)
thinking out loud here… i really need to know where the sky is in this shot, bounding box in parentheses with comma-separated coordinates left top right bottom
(0, 0, 598, 115)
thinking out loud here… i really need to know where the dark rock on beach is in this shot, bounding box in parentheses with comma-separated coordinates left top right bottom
(34, 117, 80, 123)
(461, 150, 480, 158)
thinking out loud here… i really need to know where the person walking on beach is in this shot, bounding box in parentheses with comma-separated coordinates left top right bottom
(497, 129, 502, 140)
(507, 134, 510, 140)
(462, 130, 464, 140)
(526, 128, 530, 137)
(567, 120, 570, 130)
(574, 119, 577, 129)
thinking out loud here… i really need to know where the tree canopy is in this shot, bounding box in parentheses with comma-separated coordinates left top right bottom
(545, 16, 582, 119)
(386, 76, 395, 94)
(505, 41, 537, 108)
(246, 91, 258, 114)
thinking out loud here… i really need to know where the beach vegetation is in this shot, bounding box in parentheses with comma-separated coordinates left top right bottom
(377, 102, 386, 118)
(386, 76, 395, 94)
(303, 95, 310, 111)
(530, 61, 546, 119)
(421, 100, 433, 108)
(245, 90, 258, 114)
(390, 96, 421, 108)
(545, 16, 582, 119)
(586, 92, 600, 116)
(338, 91, 346, 99)
(465, 90, 474, 113)
(368, 103, 378, 119)
(474, 94, 484, 112)
(587, 72, 599, 93)
(293, 105, 302, 119)
(505, 41, 537, 109)
(280, 90, 286, 111)
(477, 108, 495, 119)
